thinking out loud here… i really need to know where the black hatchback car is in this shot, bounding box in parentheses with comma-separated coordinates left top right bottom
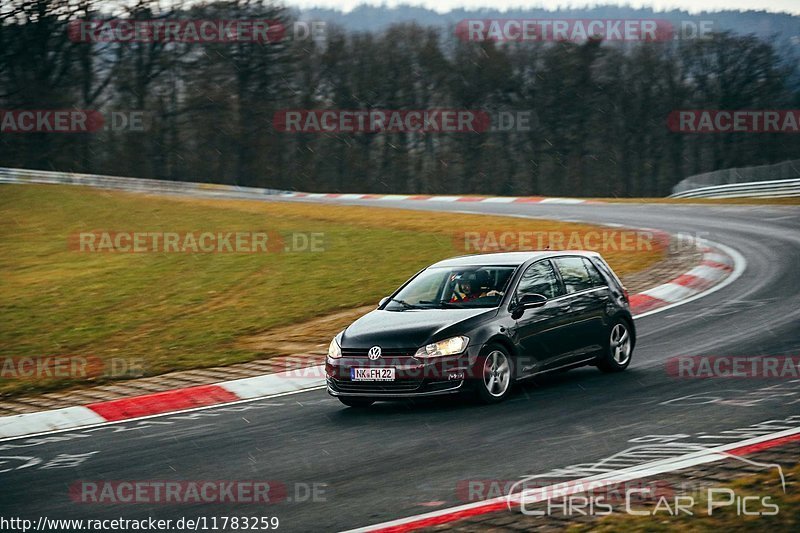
(326, 251, 635, 407)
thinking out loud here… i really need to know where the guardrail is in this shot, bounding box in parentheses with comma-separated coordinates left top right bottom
(4, 166, 799, 201)
(668, 178, 800, 199)
(0, 167, 292, 199)
(672, 159, 800, 194)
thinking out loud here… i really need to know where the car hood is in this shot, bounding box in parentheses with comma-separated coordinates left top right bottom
(341, 307, 497, 350)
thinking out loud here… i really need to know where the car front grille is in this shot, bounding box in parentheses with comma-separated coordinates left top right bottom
(341, 348, 417, 359)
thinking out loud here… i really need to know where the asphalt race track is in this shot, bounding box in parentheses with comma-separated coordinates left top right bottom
(3, 199, 799, 532)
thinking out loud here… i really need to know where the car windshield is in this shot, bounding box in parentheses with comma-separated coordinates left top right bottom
(385, 266, 517, 310)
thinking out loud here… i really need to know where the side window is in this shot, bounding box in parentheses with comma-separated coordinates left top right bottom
(553, 257, 594, 294)
(582, 258, 606, 287)
(516, 261, 562, 299)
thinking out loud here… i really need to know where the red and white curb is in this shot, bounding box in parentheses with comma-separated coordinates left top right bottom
(342, 426, 800, 533)
(0, 238, 743, 441)
(283, 192, 591, 204)
(0, 369, 325, 440)
(629, 237, 743, 318)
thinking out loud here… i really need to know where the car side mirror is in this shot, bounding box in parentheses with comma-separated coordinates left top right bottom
(510, 293, 547, 319)
(378, 297, 390, 308)
(519, 293, 547, 309)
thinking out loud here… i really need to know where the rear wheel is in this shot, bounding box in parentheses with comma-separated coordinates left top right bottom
(474, 345, 514, 404)
(338, 397, 374, 408)
(597, 320, 633, 372)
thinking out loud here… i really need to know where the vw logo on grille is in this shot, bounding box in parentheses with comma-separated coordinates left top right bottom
(367, 346, 382, 360)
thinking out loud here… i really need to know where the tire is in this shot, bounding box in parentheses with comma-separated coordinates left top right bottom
(597, 319, 633, 373)
(338, 397, 374, 408)
(474, 344, 514, 404)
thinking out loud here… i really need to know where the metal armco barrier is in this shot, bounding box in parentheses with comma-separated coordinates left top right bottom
(669, 178, 800, 199)
(3, 167, 798, 201)
(672, 159, 800, 194)
(0, 167, 291, 199)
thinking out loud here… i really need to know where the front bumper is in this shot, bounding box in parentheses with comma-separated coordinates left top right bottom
(326, 344, 483, 399)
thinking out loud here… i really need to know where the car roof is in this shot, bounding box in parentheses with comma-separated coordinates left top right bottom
(430, 250, 601, 268)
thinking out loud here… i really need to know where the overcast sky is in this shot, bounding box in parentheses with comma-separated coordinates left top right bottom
(284, 1, 800, 15)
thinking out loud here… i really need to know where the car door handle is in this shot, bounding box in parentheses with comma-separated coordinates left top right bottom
(559, 304, 572, 311)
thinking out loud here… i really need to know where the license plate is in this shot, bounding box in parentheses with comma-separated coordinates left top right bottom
(350, 367, 396, 381)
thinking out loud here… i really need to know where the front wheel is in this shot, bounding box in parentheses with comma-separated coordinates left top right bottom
(474, 345, 514, 404)
(338, 397, 374, 408)
(597, 320, 633, 372)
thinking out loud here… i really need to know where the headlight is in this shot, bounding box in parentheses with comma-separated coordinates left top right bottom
(327, 337, 342, 359)
(414, 336, 469, 359)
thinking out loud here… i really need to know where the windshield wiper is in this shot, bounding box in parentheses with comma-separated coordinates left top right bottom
(388, 298, 424, 309)
(419, 299, 461, 308)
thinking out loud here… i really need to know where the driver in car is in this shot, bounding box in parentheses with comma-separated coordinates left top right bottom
(450, 272, 503, 302)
